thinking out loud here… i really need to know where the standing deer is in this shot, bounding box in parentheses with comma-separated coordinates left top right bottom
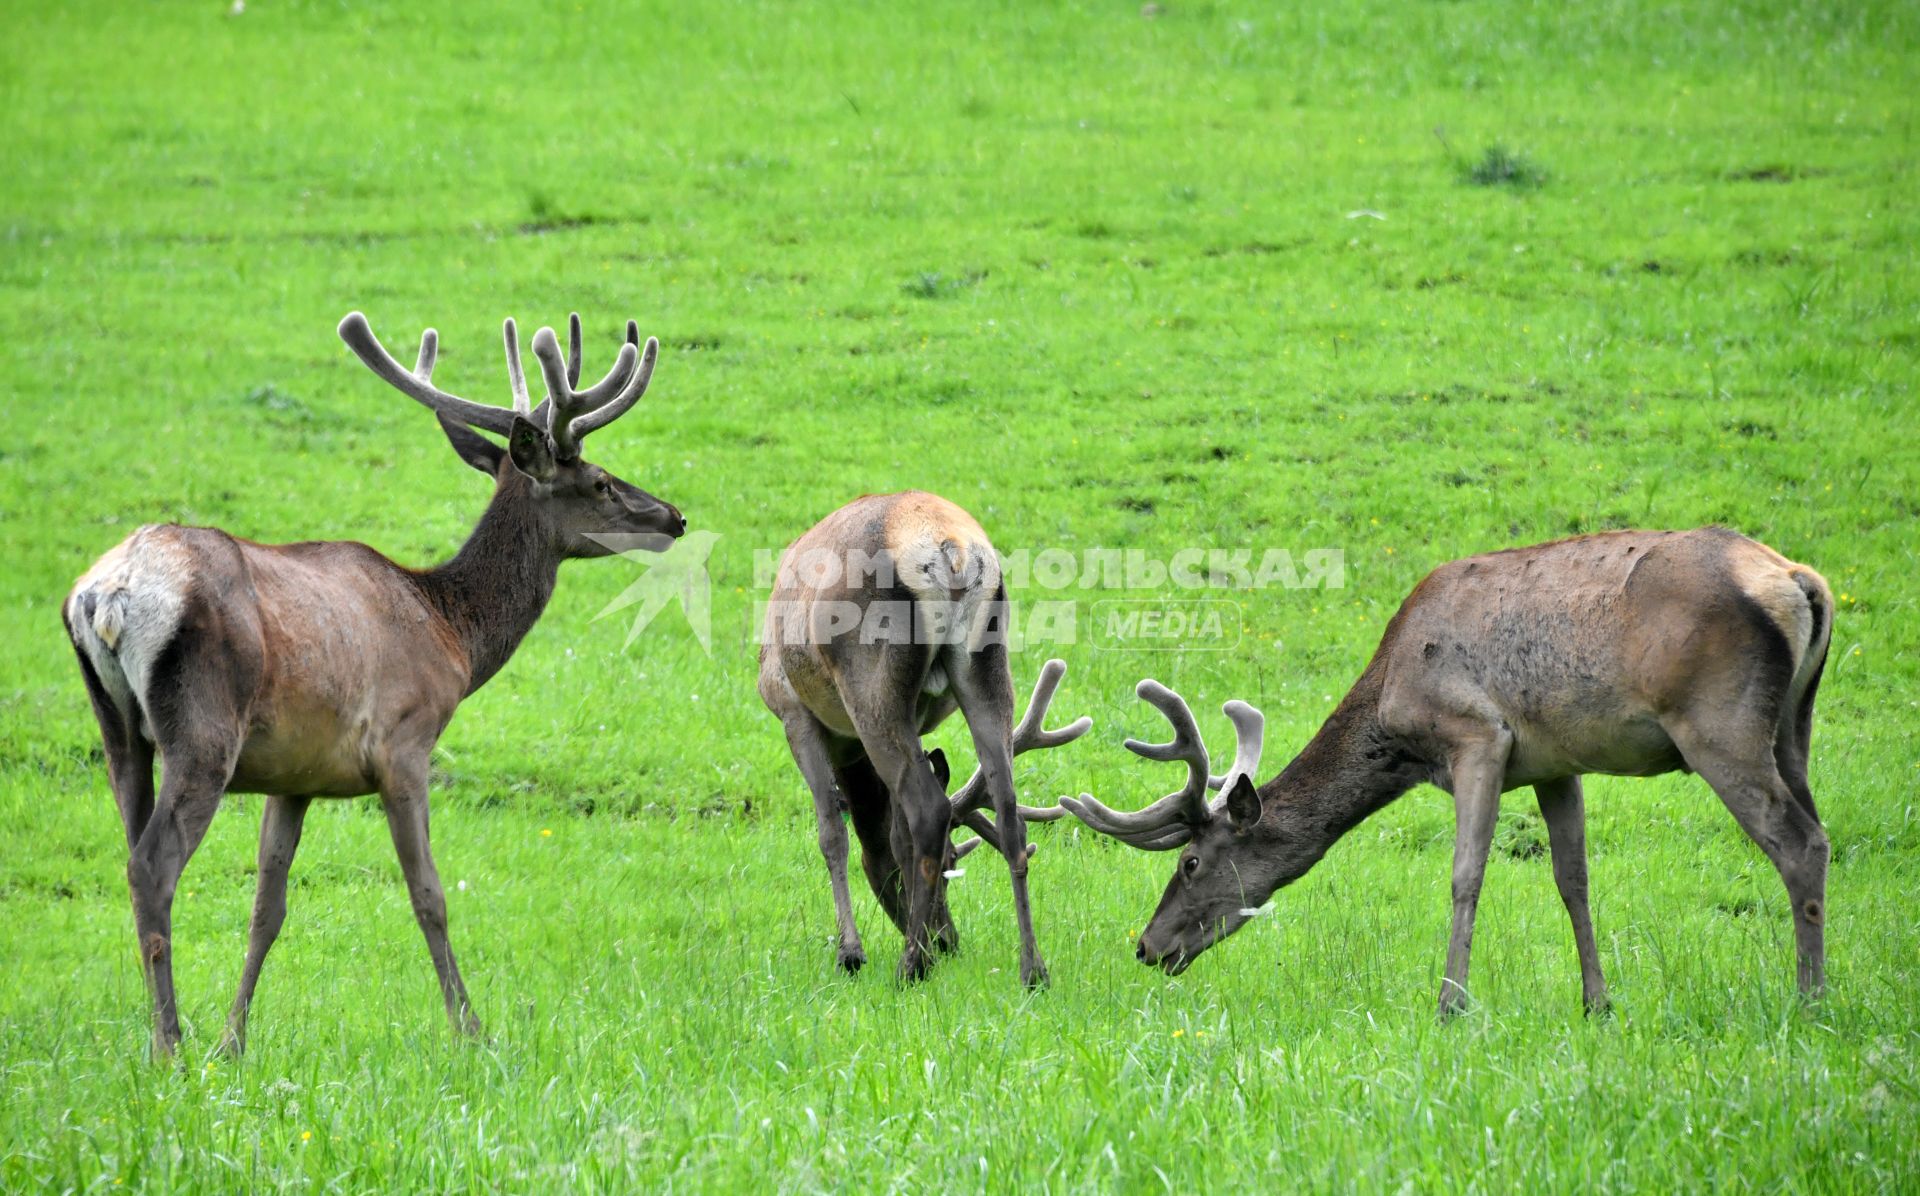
(64, 311, 685, 1056)
(1060, 527, 1832, 1015)
(757, 492, 1088, 987)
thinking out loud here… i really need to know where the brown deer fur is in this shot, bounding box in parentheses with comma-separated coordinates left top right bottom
(65, 313, 684, 1056)
(758, 491, 1086, 988)
(1062, 527, 1832, 1015)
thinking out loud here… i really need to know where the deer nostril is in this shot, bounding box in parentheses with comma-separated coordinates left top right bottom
(1135, 939, 1149, 963)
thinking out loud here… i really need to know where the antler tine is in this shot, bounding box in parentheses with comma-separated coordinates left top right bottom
(502, 318, 530, 416)
(952, 810, 1043, 862)
(531, 323, 647, 459)
(1057, 794, 1197, 850)
(1132, 826, 1198, 851)
(530, 319, 640, 428)
(1049, 678, 1217, 847)
(530, 326, 592, 457)
(566, 313, 583, 388)
(530, 326, 571, 420)
(338, 312, 518, 436)
(1205, 700, 1266, 794)
(570, 339, 643, 407)
(413, 328, 439, 380)
(951, 794, 1077, 822)
(567, 337, 658, 441)
(1011, 658, 1095, 753)
(1125, 680, 1213, 824)
(951, 659, 1092, 818)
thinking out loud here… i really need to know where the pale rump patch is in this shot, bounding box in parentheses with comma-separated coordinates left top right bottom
(883, 491, 1000, 599)
(1726, 539, 1829, 680)
(66, 525, 195, 737)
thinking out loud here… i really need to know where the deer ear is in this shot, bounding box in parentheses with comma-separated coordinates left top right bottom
(507, 415, 557, 482)
(437, 414, 506, 475)
(927, 748, 951, 791)
(1225, 774, 1262, 828)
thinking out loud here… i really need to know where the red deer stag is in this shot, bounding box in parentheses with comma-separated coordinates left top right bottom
(1060, 528, 1831, 1015)
(758, 492, 1088, 987)
(64, 312, 684, 1056)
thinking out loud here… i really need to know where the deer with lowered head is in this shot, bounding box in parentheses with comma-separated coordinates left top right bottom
(758, 492, 1088, 987)
(1059, 528, 1832, 1015)
(64, 312, 685, 1056)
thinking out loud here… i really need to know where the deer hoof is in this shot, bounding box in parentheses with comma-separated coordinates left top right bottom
(896, 950, 933, 985)
(837, 945, 867, 974)
(1021, 960, 1051, 991)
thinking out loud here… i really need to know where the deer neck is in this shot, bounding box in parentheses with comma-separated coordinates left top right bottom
(1264, 665, 1425, 876)
(419, 473, 562, 693)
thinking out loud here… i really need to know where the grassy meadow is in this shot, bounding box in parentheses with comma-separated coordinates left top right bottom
(2, 0, 1917, 1189)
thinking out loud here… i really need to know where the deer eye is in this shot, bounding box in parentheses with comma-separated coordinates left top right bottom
(1182, 855, 1200, 877)
(593, 477, 610, 495)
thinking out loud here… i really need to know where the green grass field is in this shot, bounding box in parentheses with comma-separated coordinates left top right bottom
(3, 0, 1917, 1190)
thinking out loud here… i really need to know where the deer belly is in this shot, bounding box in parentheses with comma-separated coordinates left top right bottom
(230, 716, 379, 797)
(1503, 714, 1684, 786)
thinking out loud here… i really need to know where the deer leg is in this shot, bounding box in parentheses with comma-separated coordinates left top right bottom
(218, 794, 312, 1056)
(71, 648, 157, 849)
(100, 715, 161, 1033)
(837, 640, 952, 983)
(1666, 720, 1829, 997)
(110, 738, 157, 851)
(843, 765, 965, 954)
(1534, 776, 1608, 1014)
(848, 800, 908, 934)
(127, 752, 230, 1059)
(379, 769, 481, 1036)
(99, 711, 156, 849)
(854, 728, 948, 984)
(951, 658, 1048, 989)
(781, 715, 868, 973)
(1438, 734, 1510, 1018)
(838, 757, 911, 933)
(928, 881, 961, 955)
(1774, 699, 1821, 824)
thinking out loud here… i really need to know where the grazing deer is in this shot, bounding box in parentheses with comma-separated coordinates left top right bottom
(757, 492, 1088, 987)
(1060, 528, 1832, 1015)
(63, 312, 685, 1056)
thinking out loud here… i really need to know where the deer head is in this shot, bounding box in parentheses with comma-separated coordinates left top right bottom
(338, 312, 685, 556)
(1059, 680, 1274, 974)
